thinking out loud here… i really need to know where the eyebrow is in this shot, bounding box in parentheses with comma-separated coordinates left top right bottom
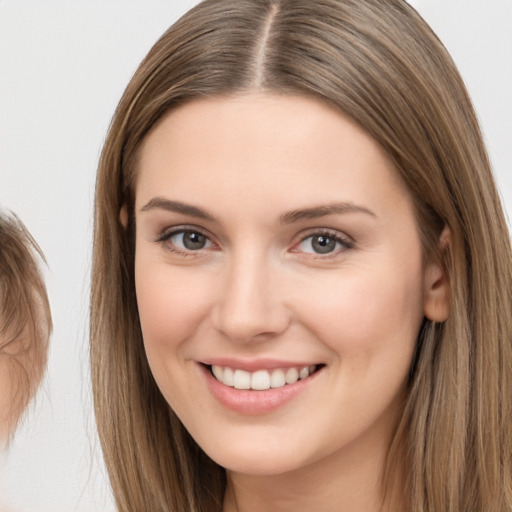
(140, 197, 376, 224)
(278, 202, 377, 224)
(140, 198, 216, 222)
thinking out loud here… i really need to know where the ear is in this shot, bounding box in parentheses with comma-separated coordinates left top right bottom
(119, 205, 128, 228)
(423, 226, 451, 322)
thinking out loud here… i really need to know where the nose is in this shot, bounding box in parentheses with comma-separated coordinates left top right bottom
(210, 251, 292, 343)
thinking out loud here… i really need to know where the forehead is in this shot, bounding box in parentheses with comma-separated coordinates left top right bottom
(135, 93, 411, 220)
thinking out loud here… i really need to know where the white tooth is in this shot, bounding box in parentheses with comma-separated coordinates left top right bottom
(270, 369, 286, 388)
(223, 367, 234, 387)
(285, 367, 299, 384)
(309, 365, 316, 373)
(251, 370, 270, 390)
(234, 369, 251, 389)
(212, 365, 224, 381)
(299, 366, 310, 379)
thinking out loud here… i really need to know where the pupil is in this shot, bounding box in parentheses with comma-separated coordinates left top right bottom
(183, 232, 206, 250)
(312, 235, 336, 254)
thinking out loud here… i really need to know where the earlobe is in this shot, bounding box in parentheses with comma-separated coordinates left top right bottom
(423, 226, 451, 322)
(119, 205, 128, 228)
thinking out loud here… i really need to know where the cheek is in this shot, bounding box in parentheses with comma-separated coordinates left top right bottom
(137, 271, 197, 343)
(134, 254, 216, 365)
(134, 261, 206, 413)
(297, 264, 425, 358)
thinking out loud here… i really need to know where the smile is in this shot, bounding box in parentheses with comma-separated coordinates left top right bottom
(210, 364, 319, 390)
(201, 362, 325, 414)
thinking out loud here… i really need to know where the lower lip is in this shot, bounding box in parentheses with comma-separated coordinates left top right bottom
(200, 364, 320, 415)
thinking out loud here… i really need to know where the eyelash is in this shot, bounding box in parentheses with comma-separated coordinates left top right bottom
(293, 229, 355, 257)
(156, 226, 215, 257)
(156, 226, 355, 258)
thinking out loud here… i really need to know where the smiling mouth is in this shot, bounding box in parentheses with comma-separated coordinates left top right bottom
(208, 364, 323, 391)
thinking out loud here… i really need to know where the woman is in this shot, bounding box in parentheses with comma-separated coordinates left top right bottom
(90, 0, 512, 510)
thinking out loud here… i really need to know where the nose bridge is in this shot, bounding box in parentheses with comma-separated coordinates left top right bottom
(212, 245, 289, 342)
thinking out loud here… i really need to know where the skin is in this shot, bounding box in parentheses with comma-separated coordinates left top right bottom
(0, 291, 48, 445)
(0, 354, 15, 443)
(0, 324, 29, 444)
(0, 321, 44, 445)
(133, 93, 449, 512)
(0, 327, 31, 447)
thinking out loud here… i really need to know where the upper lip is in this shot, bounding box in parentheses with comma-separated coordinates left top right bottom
(199, 358, 321, 372)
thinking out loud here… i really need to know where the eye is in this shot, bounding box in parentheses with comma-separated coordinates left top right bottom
(159, 229, 214, 253)
(296, 232, 353, 255)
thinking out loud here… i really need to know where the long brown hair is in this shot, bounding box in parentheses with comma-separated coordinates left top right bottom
(90, 1, 512, 510)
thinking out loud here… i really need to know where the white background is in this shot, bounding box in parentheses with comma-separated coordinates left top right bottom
(0, 1, 510, 511)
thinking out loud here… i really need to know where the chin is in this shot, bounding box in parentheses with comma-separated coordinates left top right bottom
(214, 453, 304, 476)
(195, 435, 315, 477)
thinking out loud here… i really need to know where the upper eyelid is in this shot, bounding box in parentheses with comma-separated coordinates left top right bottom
(157, 224, 213, 241)
(296, 227, 354, 244)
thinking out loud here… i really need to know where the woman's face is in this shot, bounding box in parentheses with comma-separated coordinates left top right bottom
(134, 94, 445, 477)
